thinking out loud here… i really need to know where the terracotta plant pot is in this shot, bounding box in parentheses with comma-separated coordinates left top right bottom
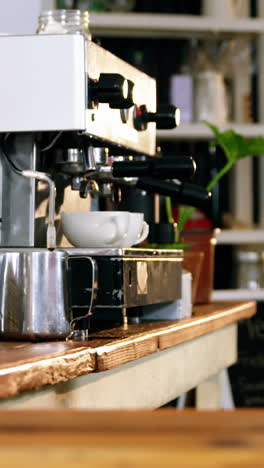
(181, 229, 218, 304)
(183, 251, 204, 304)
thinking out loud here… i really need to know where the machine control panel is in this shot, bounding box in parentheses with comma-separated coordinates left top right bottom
(86, 41, 157, 156)
(0, 34, 158, 155)
(89, 73, 135, 109)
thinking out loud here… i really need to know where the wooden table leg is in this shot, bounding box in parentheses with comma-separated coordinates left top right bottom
(196, 368, 235, 409)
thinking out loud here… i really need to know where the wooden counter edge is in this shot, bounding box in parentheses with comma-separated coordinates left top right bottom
(0, 301, 256, 400)
(0, 347, 96, 400)
(158, 300, 256, 350)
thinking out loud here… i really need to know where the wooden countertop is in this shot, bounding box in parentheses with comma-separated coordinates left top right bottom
(0, 301, 256, 400)
(0, 409, 264, 467)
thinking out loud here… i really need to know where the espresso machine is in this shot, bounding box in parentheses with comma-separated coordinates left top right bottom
(0, 11, 210, 340)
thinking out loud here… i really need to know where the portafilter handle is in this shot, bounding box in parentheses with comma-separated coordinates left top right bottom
(136, 177, 211, 210)
(112, 156, 196, 182)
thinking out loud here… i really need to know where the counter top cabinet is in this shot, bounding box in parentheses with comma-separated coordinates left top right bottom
(0, 301, 255, 409)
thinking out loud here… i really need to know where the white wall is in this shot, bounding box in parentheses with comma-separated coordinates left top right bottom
(0, 0, 55, 35)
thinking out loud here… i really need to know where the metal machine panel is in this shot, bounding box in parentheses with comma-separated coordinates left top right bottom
(0, 35, 156, 155)
(68, 249, 182, 309)
(0, 34, 86, 132)
(86, 42, 156, 156)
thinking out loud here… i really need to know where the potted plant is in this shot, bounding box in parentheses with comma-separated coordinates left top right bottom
(166, 122, 264, 303)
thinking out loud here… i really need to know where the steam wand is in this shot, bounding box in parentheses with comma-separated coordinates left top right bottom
(20, 170, 56, 249)
(1, 135, 56, 248)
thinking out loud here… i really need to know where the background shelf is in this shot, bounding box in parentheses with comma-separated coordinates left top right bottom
(212, 289, 264, 301)
(216, 230, 264, 245)
(90, 13, 264, 39)
(157, 123, 264, 141)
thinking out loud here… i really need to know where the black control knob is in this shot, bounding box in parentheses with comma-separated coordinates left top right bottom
(124, 80, 135, 109)
(147, 104, 180, 129)
(89, 73, 135, 109)
(134, 104, 180, 131)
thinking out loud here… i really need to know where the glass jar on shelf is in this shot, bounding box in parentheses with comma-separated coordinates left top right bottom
(105, 0, 135, 11)
(37, 9, 91, 39)
(234, 249, 264, 290)
(56, 1, 107, 11)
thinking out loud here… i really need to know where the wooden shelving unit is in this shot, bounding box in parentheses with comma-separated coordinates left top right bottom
(158, 123, 264, 141)
(214, 230, 264, 301)
(90, 12, 264, 39)
(213, 289, 264, 301)
(216, 229, 264, 245)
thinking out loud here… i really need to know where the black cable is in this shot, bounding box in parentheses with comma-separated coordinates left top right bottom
(1, 134, 22, 174)
(40, 131, 62, 152)
(2, 131, 62, 173)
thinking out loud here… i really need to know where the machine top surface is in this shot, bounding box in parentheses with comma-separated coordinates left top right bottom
(0, 247, 183, 258)
(64, 247, 183, 258)
(0, 34, 156, 156)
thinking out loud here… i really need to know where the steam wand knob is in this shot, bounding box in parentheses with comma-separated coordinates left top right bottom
(134, 104, 180, 130)
(147, 104, 181, 129)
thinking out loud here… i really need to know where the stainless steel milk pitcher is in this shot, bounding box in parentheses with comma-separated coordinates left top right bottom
(0, 248, 97, 340)
(0, 249, 70, 339)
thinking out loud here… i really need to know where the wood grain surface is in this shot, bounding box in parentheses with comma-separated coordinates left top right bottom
(0, 409, 264, 467)
(159, 301, 256, 350)
(0, 301, 256, 400)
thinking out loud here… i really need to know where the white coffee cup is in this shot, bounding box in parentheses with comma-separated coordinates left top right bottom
(110, 212, 149, 248)
(61, 211, 149, 248)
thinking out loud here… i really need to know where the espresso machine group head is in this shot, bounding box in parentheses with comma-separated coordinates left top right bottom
(0, 13, 211, 340)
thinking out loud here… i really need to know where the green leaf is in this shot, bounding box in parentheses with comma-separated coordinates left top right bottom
(204, 121, 264, 163)
(204, 122, 248, 163)
(165, 196, 174, 224)
(144, 242, 191, 250)
(177, 206, 195, 234)
(240, 137, 264, 158)
(175, 122, 264, 236)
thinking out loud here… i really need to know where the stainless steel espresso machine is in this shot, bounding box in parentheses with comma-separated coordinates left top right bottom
(0, 10, 210, 340)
